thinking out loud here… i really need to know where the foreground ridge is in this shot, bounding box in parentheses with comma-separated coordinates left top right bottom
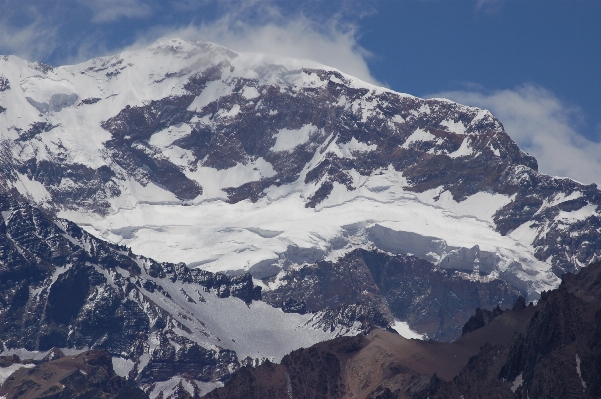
(202, 261, 601, 399)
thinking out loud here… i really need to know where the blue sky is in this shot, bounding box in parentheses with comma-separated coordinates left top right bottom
(1, 0, 600, 184)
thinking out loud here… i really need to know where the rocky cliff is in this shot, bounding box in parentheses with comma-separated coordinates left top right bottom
(202, 261, 601, 398)
(0, 192, 376, 397)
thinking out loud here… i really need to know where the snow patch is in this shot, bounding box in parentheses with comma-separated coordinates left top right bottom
(218, 104, 240, 118)
(0, 347, 87, 359)
(556, 203, 597, 223)
(136, 276, 346, 362)
(241, 86, 260, 100)
(511, 373, 523, 393)
(271, 124, 317, 152)
(187, 80, 232, 112)
(402, 129, 437, 149)
(0, 363, 34, 385)
(391, 321, 426, 340)
(14, 173, 52, 203)
(439, 119, 467, 135)
(337, 137, 377, 158)
(336, 95, 347, 107)
(148, 377, 222, 399)
(489, 143, 501, 156)
(414, 189, 513, 225)
(576, 354, 587, 390)
(20, 77, 77, 105)
(149, 124, 192, 147)
(392, 114, 405, 124)
(112, 357, 135, 378)
(448, 137, 474, 158)
(187, 157, 276, 199)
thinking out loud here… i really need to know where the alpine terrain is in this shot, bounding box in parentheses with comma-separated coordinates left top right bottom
(0, 38, 600, 397)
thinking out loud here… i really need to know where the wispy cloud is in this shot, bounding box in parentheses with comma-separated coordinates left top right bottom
(430, 85, 601, 187)
(0, 4, 59, 62)
(184, 19, 377, 84)
(121, 2, 380, 85)
(475, 0, 505, 14)
(81, 0, 154, 23)
(0, 0, 377, 85)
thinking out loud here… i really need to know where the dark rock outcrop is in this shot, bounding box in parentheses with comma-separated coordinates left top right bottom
(0, 193, 264, 390)
(0, 350, 148, 399)
(0, 77, 9, 92)
(264, 249, 520, 341)
(205, 262, 601, 399)
(461, 305, 504, 336)
(202, 335, 364, 399)
(433, 261, 601, 398)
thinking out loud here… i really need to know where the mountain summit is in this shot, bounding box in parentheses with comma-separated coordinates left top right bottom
(0, 38, 600, 397)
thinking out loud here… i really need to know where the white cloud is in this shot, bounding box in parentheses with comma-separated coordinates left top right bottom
(430, 85, 601, 187)
(122, 9, 380, 85)
(0, 9, 58, 62)
(81, 0, 154, 23)
(475, 0, 505, 14)
(0, 0, 378, 87)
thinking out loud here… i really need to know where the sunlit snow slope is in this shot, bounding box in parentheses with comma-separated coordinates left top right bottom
(1, 38, 600, 306)
(0, 193, 367, 398)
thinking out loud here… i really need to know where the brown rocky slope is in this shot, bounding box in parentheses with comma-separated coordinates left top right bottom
(5, 261, 599, 398)
(0, 350, 147, 399)
(202, 261, 601, 399)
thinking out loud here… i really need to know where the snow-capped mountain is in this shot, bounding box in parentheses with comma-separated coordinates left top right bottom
(1, 38, 601, 395)
(0, 192, 375, 397)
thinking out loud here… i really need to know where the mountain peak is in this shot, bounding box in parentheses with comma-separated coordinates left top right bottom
(0, 36, 599, 314)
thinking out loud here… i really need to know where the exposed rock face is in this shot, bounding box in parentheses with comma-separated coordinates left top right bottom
(461, 305, 505, 336)
(201, 336, 364, 399)
(0, 77, 9, 92)
(0, 193, 298, 396)
(425, 261, 601, 398)
(97, 64, 533, 209)
(0, 354, 26, 368)
(0, 350, 148, 399)
(263, 249, 520, 341)
(0, 192, 255, 351)
(205, 261, 601, 399)
(200, 301, 531, 399)
(499, 270, 601, 398)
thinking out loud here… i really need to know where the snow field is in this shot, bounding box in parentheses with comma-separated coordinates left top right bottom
(66, 165, 559, 301)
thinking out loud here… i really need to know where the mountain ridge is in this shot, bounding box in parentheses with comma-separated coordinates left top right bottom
(2, 36, 600, 333)
(0, 191, 373, 397)
(199, 261, 601, 399)
(0, 38, 600, 397)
